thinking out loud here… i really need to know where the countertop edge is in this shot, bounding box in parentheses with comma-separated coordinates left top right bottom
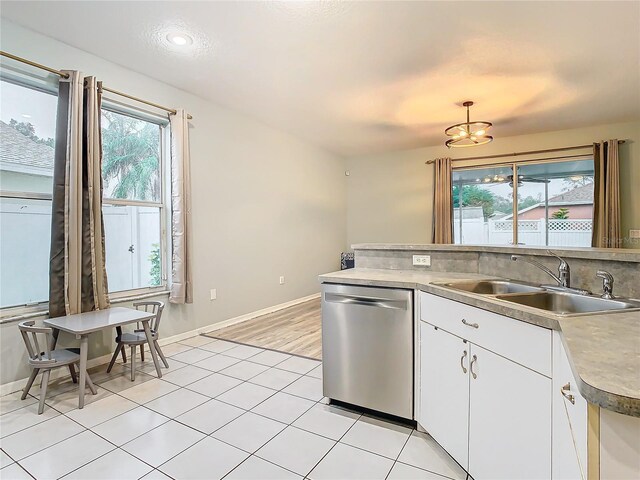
(318, 270, 640, 417)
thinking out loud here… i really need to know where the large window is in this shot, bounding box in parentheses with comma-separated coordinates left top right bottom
(101, 109, 167, 293)
(453, 158, 595, 247)
(0, 79, 57, 308)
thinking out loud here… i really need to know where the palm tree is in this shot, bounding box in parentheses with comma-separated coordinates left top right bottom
(101, 110, 161, 201)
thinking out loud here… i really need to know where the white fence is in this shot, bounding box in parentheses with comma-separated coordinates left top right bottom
(455, 218, 592, 247)
(0, 199, 160, 308)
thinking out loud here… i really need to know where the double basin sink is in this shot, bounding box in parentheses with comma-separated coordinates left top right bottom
(437, 280, 640, 317)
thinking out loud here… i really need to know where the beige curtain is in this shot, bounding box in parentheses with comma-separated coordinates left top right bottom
(592, 140, 621, 248)
(169, 109, 193, 304)
(49, 73, 109, 317)
(432, 157, 454, 244)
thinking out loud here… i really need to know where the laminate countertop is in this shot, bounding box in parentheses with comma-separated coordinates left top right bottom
(319, 268, 640, 417)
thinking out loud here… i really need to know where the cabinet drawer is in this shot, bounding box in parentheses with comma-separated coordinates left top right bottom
(420, 291, 551, 377)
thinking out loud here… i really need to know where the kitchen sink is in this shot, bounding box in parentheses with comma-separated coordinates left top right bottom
(438, 280, 545, 295)
(495, 291, 640, 316)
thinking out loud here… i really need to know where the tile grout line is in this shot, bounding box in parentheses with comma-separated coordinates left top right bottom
(384, 427, 414, 480)
(3, 340, 331, 480)
(296, 401, 365, 478)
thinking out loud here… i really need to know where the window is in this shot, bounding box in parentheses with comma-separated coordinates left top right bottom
(453, 158, 595, 247)
(0, 79, 57, 308)
(101, 109, 167, 293)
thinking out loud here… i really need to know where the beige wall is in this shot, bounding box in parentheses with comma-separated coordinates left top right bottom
(347, 121, 640, 248)
(0, 20, 347, 386)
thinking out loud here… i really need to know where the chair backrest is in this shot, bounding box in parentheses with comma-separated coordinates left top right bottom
(134, 301, 165, 334)
(18, 321, 57, 367)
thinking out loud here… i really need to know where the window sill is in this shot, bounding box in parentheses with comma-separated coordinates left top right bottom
(0, 290, 170, 325)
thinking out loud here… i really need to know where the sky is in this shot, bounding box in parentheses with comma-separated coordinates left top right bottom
(0, 80, 57, 139)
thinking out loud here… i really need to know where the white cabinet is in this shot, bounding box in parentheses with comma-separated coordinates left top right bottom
(418, 292, 553, 480)
(552, 333, 587, 480)
(469, 344, 552, 480)
(420, 323, 470, 469)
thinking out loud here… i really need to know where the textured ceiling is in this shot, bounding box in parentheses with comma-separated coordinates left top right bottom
(2, 1, 639, 156)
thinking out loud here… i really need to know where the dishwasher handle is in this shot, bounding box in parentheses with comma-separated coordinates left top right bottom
(324, 292, 409, 310)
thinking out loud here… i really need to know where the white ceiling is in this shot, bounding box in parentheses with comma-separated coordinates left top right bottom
(2, 1, 639, 156)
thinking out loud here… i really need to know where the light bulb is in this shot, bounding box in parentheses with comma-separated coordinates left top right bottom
(475, 129, 485, 136)
(166, 32, 193, 46)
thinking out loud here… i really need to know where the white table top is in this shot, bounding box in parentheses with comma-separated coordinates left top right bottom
(44, 307, 155, 335)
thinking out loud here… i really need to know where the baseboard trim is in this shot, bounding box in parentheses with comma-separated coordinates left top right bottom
(0, 293, 320, 396)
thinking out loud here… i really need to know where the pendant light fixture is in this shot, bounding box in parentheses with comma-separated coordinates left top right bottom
(444, 101, 493, 148)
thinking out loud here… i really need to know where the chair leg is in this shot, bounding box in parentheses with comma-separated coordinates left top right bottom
(85, 369, 98, 395)
(140, 346, 145, 362)
(130, 345, 136, 381)
(22, 368, 39, 400)
(69, 364, 78, 383)
(121, 346, 127, 364)
(154, 340, 170, 368)
(107, 344, 122, 373)
(38, 369, 50, 415)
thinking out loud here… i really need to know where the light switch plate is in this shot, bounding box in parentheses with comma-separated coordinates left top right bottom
(630, 230, 640, 239)
(413, 255, 431, 267)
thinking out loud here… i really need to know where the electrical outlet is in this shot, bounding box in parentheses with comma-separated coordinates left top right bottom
(412, 255, 431, 267)
(210, 289, 217, 300)
(279, 276, 285, 285)
(630, 230, 640, 239)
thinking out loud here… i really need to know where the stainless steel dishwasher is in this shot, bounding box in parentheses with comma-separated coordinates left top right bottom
(321, 283, 413, 419)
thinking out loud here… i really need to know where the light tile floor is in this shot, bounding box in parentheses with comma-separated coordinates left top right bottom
(0, 336, 468, 480)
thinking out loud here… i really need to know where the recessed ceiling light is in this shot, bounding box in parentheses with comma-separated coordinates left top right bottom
(166, 33, 193, 46)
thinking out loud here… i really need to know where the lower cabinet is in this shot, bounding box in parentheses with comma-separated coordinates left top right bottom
(468, 343, 551, 480)
(552, 332, 587, 480)
(420, 323, 470, 469)
(419, 318, 552, 479)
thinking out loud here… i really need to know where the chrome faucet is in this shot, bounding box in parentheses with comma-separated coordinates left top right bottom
(596, 270, 615, 299)
(510, 250, 571, 288)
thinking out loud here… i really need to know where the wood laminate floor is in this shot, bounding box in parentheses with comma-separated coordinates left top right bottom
(208, 298, 322, 359)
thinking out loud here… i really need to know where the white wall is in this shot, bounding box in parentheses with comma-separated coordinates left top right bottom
(346, 121, 640, 247)
(0, 20, 347, 386)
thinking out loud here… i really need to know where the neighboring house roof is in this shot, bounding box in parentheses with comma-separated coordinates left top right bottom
(548, 183, 594, 203)
(0, 120, 54, 176)
(500, 184, 594, 220)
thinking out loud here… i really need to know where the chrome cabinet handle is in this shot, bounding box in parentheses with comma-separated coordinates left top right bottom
(460, 350, 468, 373)
(561, 382, 575, 405)
(470, 354, 478, 379)
(461, 319, 479, 329)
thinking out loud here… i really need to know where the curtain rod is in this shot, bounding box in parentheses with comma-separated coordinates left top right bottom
(1, 50, 193, 120)
(100, 86, 193, 120)
(425, 141, 626, 165)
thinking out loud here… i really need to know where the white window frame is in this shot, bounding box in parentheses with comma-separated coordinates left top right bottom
(100, 105, 170, 301)
(453, 156, 595, 246)
(0, 77, 58, 316)
(0, 97, 172, 319)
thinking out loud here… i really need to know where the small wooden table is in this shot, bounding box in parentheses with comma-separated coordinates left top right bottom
(44, 307, 162, 409)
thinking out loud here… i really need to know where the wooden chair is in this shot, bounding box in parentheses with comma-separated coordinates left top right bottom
(106, 301, 169, 381)
(18, 320, 97, 414)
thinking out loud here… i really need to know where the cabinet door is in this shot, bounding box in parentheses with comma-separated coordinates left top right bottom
(469, 344, 552, 480)
(419, 322, 470, 469)
(552, 333, 587, 480)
